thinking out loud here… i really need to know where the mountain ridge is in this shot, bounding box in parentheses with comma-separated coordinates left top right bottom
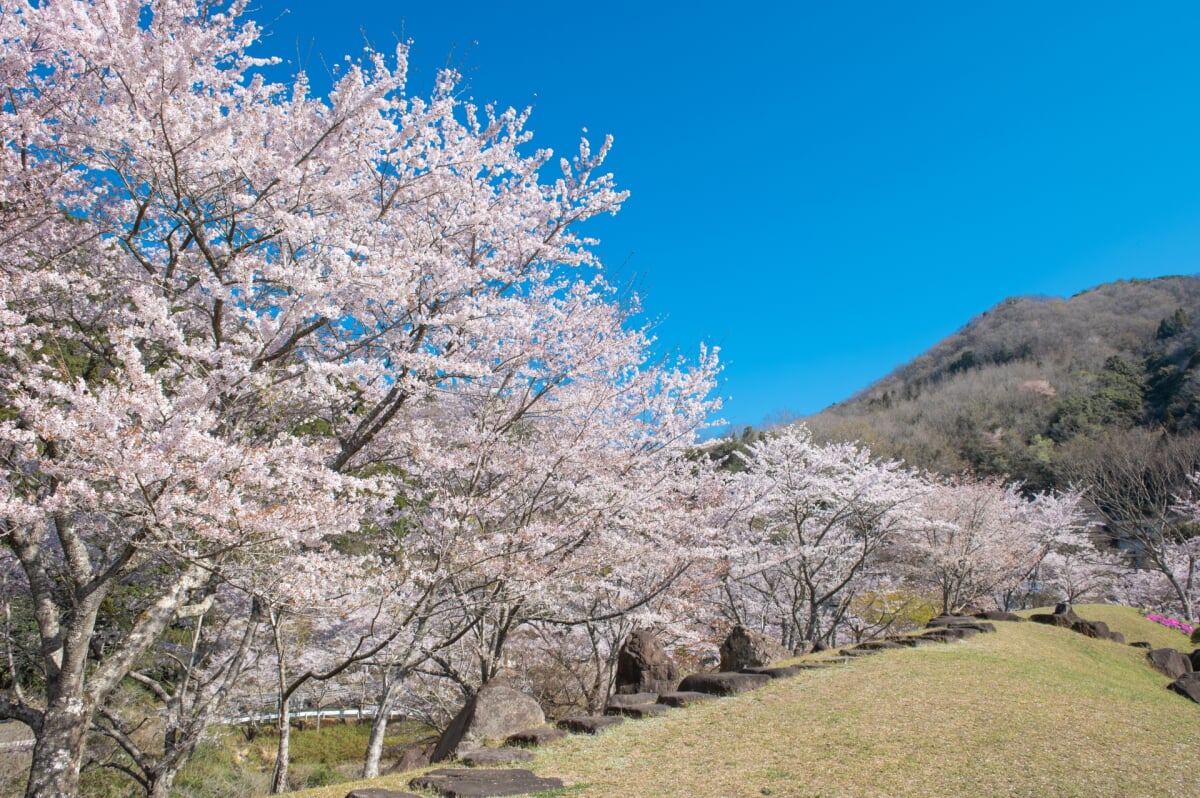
(804, 274, 1200, 489)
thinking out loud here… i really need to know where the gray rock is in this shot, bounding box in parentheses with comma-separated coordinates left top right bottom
(920, 627, 980, 642)
(384, 743, 433, 774)
(557, 715, 625, 734)
(1169, 672, 1200, 703)
(604, 702, 670, 719)
(656, 691, 718, 708)
(504, 727, 568, 747)
(456, 748, 535, 766)
(1071, 619, 1111, 639)
(973, 610, 1024, 622)
(850, 640, 906, 651)
(605, 691, 658, 708)
(740, 665, 804, 678)
(614, 629, 679, 695)
(719, 626, 788, 671)
(1148, 648, 1194, 680)
(677, 671, 771, 696)
(409, 768, 564, 797)
(926, 616, 996, 633)
(432, 684, 546, 762)
(925, 613, 970, 626)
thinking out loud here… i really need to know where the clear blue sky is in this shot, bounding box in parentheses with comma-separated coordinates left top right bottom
(253, 1, 1200, 431)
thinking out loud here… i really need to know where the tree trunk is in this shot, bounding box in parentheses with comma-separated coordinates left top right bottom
(147, 770, 178, 798)
(270, 697, 291, 794)
(362, 675, 401, 779)
(24, 699, 88, 798)
(269, 612, 291, 794)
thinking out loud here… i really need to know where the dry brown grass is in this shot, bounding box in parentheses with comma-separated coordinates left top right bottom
(289, 606, 1200, 798)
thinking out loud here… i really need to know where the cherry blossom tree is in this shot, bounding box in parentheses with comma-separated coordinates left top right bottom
(0, 0, 688, 793)
(897, 477, 1097, 614)
(392, 311, 723, 696)
(716, 425, 926, 649)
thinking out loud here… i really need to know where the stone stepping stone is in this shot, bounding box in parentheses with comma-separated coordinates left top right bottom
(879, 636, 921, 647)
(677, 671, 771, 696)
(1148, 648, 1193, 680)
(839, 647, 881, 657)
(808, 656, 852, 665)
(557, 715, 625, 734)
(903, 636, 941, 646)
(740, 665, 804, 679)
(409, 768, 564, 798)
(604, 702, 669, 719)
(656, 690, 718, 708)
(852, 640, 906, 651)
(973, 610, 1024, 622)
(926, 618, 996, 633)
(921, 627, 980, 642)
(1029, 612, 1074, 628)
(345, 789, 422, 798)
(606, 691, 659, 707)
(456, 748, 535, 766)
(504, 727, 568, 747)
(1170, 672, 1200, 703)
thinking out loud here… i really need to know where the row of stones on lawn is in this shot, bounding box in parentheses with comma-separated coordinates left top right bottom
(1023, 602, 1200, 706)
(362, 611, 1140, 798)
(1144, 643, 1200, 704)
(1002, 601, 1200, 708)
(374, 620, 1016, 797)
(375, 623, 1016, 797)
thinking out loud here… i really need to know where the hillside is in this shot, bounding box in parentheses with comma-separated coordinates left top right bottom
(290, 606, 1200, 798)
(805, 275, 1200, 490)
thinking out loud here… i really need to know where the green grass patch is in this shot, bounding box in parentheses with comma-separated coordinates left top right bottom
(287, 606, 1200, 798)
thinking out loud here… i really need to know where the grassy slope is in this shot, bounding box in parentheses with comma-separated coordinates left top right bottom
(289, 606, 1200, 798)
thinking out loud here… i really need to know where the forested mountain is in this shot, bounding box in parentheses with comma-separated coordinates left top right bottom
(805, 275, 1200, 492)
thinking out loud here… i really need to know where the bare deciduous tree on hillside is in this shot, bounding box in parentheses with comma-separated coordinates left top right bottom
(1058, 429, 1200, 619)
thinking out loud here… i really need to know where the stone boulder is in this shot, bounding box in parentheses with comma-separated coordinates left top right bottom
(851, 640, 906, 651)
(740, 665, 804, 679)
(606, 691, 659, 708)
(925, 617, 996, 634)
(410, 768, 564, 798)
(385, 744, 433, 774)
(920, 627, 979, 642)
(1169, 672, 1200, 703)
(656, 691, 717, 708)
(677, 671, 771, 696)
(557, 715, 625, 734)
(1148, 648, 1194, 680)
(456, 748, 534, 767)
(973, 610, 1024, 622)
(504, 727, 568, 747)
(431, 684, 546, 763)
(719, 626, 788, 671)
(604, 702, 669, 719)
(614, 629, 679, 695)
(1071, 619, 1110, 639)
(1191, 649, 1200, 671)
(1029, 612, 1074, 628)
